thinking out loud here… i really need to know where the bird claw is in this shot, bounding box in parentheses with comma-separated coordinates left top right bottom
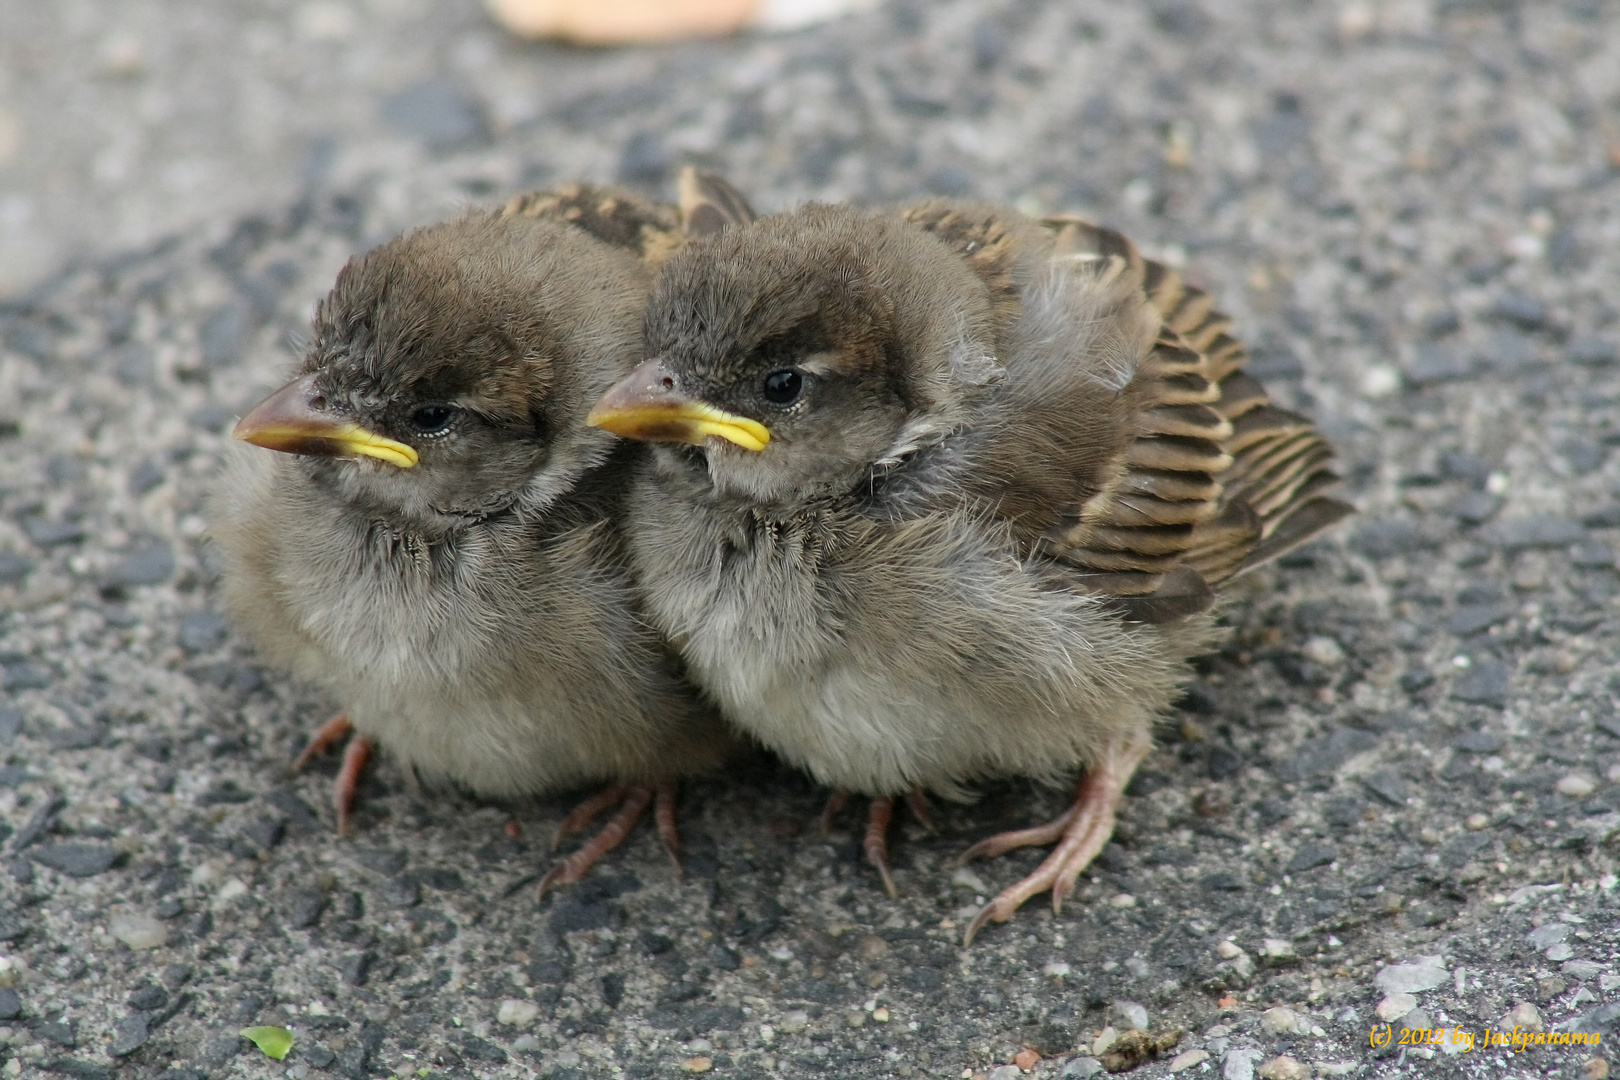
(290, 711, 354, 774)
(333, 735, 373, 837)
(864, 796, 898, 897)
(287, 712, 373, 835)
(825, 788, 933, 896)
(959, 735, 1152, 945)
(537, 784, 676, 900)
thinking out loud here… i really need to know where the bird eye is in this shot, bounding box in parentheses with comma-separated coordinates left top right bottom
(761, 369, 804, 406)
(406, 404, 458, 435)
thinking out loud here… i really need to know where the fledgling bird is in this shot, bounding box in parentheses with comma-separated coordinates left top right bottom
(588, 200, 1353, 941)
(211, 174, 753, 891)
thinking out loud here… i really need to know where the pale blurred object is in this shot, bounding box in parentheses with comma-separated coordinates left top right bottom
(485, 0, 879, 44)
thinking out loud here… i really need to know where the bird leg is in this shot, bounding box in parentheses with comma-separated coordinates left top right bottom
(820, 789, 932, 897)
(904, 790, 936, 834)
(961, 733, 1152, 946)
(551, 784, 626, 850)
(865, 796, 898, 897)
(653, 782, 681, 871)
(817, 790, 849, 835)
(292, 711, 353, 770)
(289, 711, 375, 836)
(539, 783, 683, 898)
(333, 735, 374, 836)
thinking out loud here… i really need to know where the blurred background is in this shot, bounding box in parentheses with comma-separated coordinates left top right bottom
(6, 0, 1611, 306)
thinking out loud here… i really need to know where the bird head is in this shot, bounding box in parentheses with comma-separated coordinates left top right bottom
(234, 210, 648, 527)
(588, 203, 1000, 506)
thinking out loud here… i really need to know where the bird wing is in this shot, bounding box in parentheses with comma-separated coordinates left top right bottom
(1037, 217, 1353, 611)
(899, 206, 1350, 621)
(677, 168, 758, 236)
(502, 171, 756, 266)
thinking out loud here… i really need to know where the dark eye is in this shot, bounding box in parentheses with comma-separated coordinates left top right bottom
(406, 404, 458, 435)
(761, 369, 803, 406)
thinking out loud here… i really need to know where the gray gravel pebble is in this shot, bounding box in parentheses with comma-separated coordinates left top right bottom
(103, 542, 175, 589)
(107, 1014, 150, 1057)
(29, 843, 118, 877)
(176, 611, 229, 653)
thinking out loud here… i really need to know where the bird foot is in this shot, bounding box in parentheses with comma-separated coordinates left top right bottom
(819, 788, 931, 897)
(961, 734, 1152, 946)
(290, 712, 374, 836)
(538, 782, 681, 898)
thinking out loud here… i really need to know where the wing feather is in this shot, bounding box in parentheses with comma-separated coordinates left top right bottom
(1015, 217, 1349, 601)
(896, 207, 1350, 619)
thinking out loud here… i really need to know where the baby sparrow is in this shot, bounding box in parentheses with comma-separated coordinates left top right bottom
(212, 174, 753, 891)
(588, 200, 1351, 941)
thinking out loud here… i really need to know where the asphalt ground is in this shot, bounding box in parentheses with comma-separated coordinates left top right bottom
(2, 1, 1620, 1078)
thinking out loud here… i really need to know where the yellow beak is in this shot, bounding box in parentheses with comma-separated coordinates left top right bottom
(587, 358, 769, 452)
(233, 373, 419, 468)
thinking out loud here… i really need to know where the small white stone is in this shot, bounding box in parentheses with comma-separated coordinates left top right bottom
(1301, 636, 1345, 667)
(1376, 993, 1417, 1022)
(294, 2, 358, 41)
(109, 912, 169, 950)
(1501, 1001, 1542, 1030)
(1373, 997, 1412, 1023)
(1113, 1001, 1149, 1030)
(1360, 365, 1400, 399)
(768, 944, 793, 961)
(1261, 1006, 1299, 1035)
(988, 1067, 1022, 1080)
(951, 867, 989, 893)
(1374, 955, 1447, 994)
(1255, 1056, 1308, 1080)
(1438, 1029, 1470, 1056)
(1169, 1048, 1210, 1073)
(1223, 1047, 1261, 1080)
(1259, 938, 1296, 962)
(688, 1039, 714, 1053)
(1109, 893, 1136, 908)
(777, 1009, 809, 1034)
(211, 878, 249, 910)
(1216, 941, 1245, 960)
(1336, 1, 1375, 39)
(1043, 962, 1072, 979)
(1557, 774, 1597, 798)
(496, 999, 539, 1027)
(1091, 1026, 1119, 1056)
(1058, 1059, 1103, 1079)
(510, 1034, 540, 1053)
(1507, 233, 1544, 260)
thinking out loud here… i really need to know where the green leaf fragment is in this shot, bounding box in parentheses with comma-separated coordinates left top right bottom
(240, 1025, 295, 1060)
